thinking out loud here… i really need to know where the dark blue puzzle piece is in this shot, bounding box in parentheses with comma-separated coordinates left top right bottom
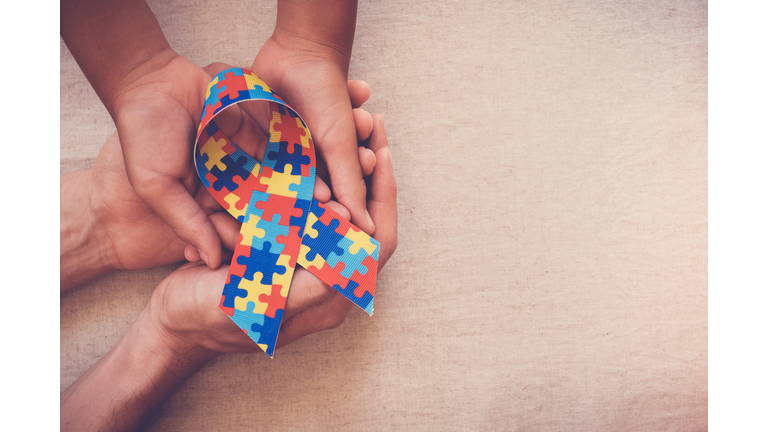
(195, 151, 210, 187)
(334, 280, 374, 312)
(206, 119, 220, 136)
(302, 217, 345, 262)
(251, 308, 283, 357)
(221, 274, 248, 308)
(218, 90, 252, 108)
(291, 198, 311, 237)
(266, 142, 310, 175)
(236, 241, 286, 285)
(210, 154, 252, 192)
(309, 200, 326, 218)
(278, 104, 300, 119)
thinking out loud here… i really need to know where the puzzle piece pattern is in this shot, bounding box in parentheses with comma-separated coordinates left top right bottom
(297, 200, 379, 314)
(194, 68, 380, 357)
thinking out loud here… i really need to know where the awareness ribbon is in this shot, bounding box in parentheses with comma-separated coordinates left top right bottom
(194, 68, 379, 357)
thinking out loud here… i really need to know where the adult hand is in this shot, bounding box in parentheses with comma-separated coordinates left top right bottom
(61, 0, 228, 269)
(60, 65, 378, 290)
(148, 111, 397, 357)
(61, 103, 396, 432)
(88, 130, 241, 273)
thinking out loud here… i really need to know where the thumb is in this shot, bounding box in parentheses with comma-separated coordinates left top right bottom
(134, 175, 223, 268)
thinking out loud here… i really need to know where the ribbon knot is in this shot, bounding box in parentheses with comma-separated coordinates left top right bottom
(194, 68, 379, 357)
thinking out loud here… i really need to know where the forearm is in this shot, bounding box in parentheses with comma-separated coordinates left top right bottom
(60, 170, 114, 291)
(60, 309, 217, 431)
(60, 0, 177, 117)
(273, 0, 358, 70)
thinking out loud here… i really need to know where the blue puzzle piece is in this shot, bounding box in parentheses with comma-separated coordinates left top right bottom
(288, 166, 315, 201)
(265, 142, 310, 175)
(326, 237, 371, 279)
(236, 242, 286, 284)
(206, 119, 220, 135)
(218, 90, 252, 108)
(248, 86, 275, 101)
(291, 198, 312, 237)
(302, 217, 345, 262)
(251, 309, 283, 357)
(210, 154, 252, 192)
(204, 81, 226, 109)
(221, 274, 248, 308)
(278, 104, 300, 119)
(334, 280, 374, 314)
(231, 301, 265, 342)
(195, 151, 210, 187)
(230, 146, 259, 173)
(252, 214, 289, 255)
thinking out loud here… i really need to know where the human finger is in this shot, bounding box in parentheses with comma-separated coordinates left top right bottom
(353, 107, 373, 142)
(366, 114, 398, 269)
(359, 146, 376, 177)
(132, 175, 223, 269)
(324, 200, 352, 222)
(348, 80, 371, 108)
(313, 176, 331, 203)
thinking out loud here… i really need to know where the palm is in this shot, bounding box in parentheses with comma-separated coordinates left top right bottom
(252, 38, 372, 234)
(91, 132, 190, 270)
(111, 56, 231, 267)
(151, 261, 353, 356)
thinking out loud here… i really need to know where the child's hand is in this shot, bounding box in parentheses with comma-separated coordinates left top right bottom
(110, 56, 228, 268)
(61, 0, 229, 269)
(250, 0, 375, 236)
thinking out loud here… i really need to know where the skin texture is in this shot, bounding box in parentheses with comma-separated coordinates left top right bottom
(60, 0, 370, 270)
(60, 73, 377, 291)
(60, 111, 396, 432)
(253, 0, 375, 235)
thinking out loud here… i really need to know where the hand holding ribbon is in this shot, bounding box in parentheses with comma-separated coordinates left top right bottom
(194, 68, 384, 356)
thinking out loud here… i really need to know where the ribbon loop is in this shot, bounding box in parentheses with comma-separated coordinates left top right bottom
(193, 68, 379, 357)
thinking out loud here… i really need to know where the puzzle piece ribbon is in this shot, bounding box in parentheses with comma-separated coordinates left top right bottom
(193, 68, 379, 357)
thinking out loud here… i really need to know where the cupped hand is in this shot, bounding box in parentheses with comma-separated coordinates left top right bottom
(90, 131, 240, 272)
(147, 112, 397, 357)
(252, 36, 376, 238)
(111, 54, 226, 268)
(93, 60, 379, 275)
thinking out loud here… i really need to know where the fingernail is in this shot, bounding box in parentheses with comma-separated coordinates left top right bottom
(385, 147, 394, 170)
(367, 111, 373, 134)
(366, 209, 375, 230)
(199, 249, 209, 266)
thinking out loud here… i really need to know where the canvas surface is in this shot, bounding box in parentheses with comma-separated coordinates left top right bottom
(61, 1, 708, 429)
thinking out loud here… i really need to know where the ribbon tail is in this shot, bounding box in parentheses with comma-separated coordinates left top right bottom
(298, 199, 379, 315)
(196, 67, 379, 357)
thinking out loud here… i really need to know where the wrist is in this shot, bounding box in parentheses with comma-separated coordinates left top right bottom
(60, 170, 117, 291)
(60, 307, 213, 431)
(270, 29, 352, 70)
(146, 303, 221, 368)
(61, 0, 178, 118)
(108, 48, 180, 117)
(271, 0, 357, 71)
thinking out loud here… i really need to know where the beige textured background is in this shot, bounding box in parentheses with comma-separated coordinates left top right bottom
(60, 0, 708, 430)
